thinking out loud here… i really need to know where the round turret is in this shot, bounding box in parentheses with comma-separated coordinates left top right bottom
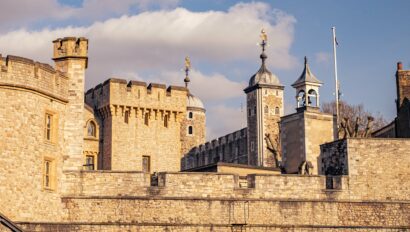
(187, 93, 205, 110)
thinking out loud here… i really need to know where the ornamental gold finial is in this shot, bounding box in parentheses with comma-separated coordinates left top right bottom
(184, 56, 191, 88)
(260, 29, 267, 42)
(259, 29, 268, 52)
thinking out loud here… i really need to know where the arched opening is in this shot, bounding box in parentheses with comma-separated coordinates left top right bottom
(275, 107, 280, 115)
(307, 89, 318, 107)
(188, 126, 193, 135)
(297, 90, 306, 107)
(264, 105, 269, 114)
(87, 121, 97, 137)
(188, 112, 193, 119)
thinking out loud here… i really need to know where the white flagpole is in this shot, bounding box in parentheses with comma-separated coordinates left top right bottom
(332, 26, 340, 135)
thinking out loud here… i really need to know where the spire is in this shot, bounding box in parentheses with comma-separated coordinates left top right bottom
(184, 56, 191, 88)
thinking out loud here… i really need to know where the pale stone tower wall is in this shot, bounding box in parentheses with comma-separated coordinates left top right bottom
(53, 37, 88, 171)
(0, 55, 68, 221)
(246, 87, 283, 166)
(85, 80, 188, 172)
(281, 107, 335, 174)
(180, 108, 206, 156)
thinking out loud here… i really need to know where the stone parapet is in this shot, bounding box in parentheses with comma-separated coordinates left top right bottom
(0, 55, 68, 102)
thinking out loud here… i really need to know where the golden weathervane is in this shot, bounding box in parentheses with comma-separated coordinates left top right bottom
(184, 56, 191, 88)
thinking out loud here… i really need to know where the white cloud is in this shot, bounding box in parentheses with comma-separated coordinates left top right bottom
(206, 104, 246, 140)
(0, 2, 297, 138)
(315, 52, 331, 64)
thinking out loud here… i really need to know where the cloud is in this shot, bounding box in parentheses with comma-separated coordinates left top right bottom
(131, 69, 246, 102)
(0, 2, 297, 138)
(315, 52, 331, 64)
(0, 0, 181, 32)
(206, 104, 246, 140)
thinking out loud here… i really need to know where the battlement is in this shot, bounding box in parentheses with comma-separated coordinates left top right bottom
(182, 128, 248, 169)
(85, 78, 188, 118)
(0, 54, 68, 102)
(53, 37, 88, 67)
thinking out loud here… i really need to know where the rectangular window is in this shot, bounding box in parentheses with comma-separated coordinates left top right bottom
(250, 141, 255, 151)
(85, 155, 95, 170)
(43, 158, 55, 190)
(45, 113, 52, 141)
(142, 156, 151, 173)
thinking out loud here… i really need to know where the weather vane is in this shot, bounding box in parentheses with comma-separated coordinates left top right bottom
(184, 56, 191, 88)
(260, 28, 268, 52)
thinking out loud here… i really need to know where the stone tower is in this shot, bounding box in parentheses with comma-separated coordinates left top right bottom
(53, 37, 88, 171)
(180, 57, 206, 156)
(281, 57, 335, 174)
(244, 31, 284, 167)
(395, 62, 410, 137)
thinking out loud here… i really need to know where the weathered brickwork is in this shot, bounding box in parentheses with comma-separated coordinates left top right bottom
(180, 107, 206, 156)
(182, 128, 248, 170)
(281, 107, 335, 174)
(321, 138, 410, 201)
(85, 80, 189, 172)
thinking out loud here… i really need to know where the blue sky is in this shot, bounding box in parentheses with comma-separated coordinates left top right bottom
(1, 0, 409, 139)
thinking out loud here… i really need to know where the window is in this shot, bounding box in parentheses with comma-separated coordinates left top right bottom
(144, 113, 149, 126)
(188, 112, 193, 119)
(45, 112, 57, 143)
(164, 115, 169, 128)
(142, 156, 151, 173)
(250, 141, 255, 151)
(264, 105, 269, 114)
(188, 126, 193, 135)
(276, 90, 278, 96)
(45, 113, 52, 141)
(248, 108, 251, 117)
(85, 155, 95, 170)
(124, 111, 129, 124)
(275, 107, 280, 115)
(87, 121, 96, 137)
(43, 158, 55, 190)
(254, 106, 257, 115)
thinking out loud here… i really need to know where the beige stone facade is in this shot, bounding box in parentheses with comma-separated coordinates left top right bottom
(1, 37, 410, 232)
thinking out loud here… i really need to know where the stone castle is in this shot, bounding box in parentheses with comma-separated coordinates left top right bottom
(0, 34, 409, 232)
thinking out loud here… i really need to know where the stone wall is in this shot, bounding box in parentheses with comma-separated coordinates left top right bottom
(182, 128, 248, 170)
(0, 73, 67, 222)
(281, 107, 335, 174)
(180, 108, 206, 156)
(19, 198, 410, 231)
(85, 79, 188, 172)
(321, 138, 410, 201)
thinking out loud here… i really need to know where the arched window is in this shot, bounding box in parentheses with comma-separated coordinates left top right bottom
(144, 113, 149, 126)
(308, 89, 318, 107)
(188, 126, 193, 135)
(188, 112, 193, 119)
(264, 105, 269, 114)
(275, 107, 280, 115)
(87, 121, 96, 137)
(164, 115, 169, 128)
(297, 90, 306, 108)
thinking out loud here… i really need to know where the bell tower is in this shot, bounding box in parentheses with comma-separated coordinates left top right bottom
(292, 57, 322, 109)
(244, 29, 284, 167)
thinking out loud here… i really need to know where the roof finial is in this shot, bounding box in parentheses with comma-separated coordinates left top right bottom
(260, 28, 268, 52)
(259, 29, 268, 67)
(184, 56, 191, 88)
(304, 56, 308, 65)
